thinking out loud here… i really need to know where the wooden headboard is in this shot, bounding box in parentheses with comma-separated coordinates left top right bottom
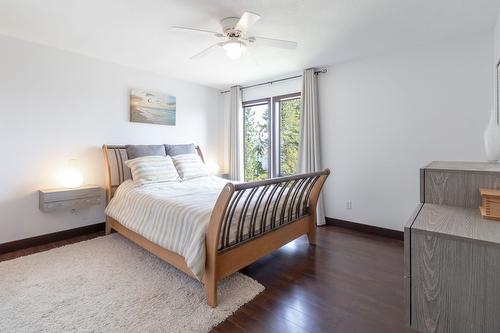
(102, 145, 204, 203)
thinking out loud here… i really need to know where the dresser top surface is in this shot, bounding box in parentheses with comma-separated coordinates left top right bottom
(412, 204, 500, 245)
(424, 161, 500, 173)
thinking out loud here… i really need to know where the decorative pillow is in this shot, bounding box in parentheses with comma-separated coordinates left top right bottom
(124, 156, 179, 184)
(126, 145, 166, 160)
(165, 144, 196, 156)
(171, 153, 209, 180)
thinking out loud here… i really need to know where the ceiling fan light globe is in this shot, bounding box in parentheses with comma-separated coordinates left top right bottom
(223, 41, 245, 59)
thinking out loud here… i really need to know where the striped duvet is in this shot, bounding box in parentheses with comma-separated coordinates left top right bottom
(105, 175, 296, 280)
(105, 176, 229, 280)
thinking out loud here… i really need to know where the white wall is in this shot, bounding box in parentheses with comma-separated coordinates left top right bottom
(319, 31, 494, 231)
(495, 13, 500, 63)
(0, 35, 223, 243)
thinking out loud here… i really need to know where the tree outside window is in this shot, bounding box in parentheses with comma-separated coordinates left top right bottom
(243, 93, 301, 182)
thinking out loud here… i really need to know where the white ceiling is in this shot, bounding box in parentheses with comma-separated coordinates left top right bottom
(0, 0, 499, 89)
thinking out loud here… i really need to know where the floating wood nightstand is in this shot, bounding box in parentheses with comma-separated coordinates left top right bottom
(39, 185, 104, 212)
(480, 188, 500, 221)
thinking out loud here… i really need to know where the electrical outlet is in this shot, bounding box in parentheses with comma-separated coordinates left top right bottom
(346, 200, 352, 210)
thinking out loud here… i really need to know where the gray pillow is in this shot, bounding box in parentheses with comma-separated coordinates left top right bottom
(165, 144, 196, 156)
(126, 145, 166, 160)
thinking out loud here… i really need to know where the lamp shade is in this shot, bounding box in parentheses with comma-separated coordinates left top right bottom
(61, 159, 84, 188)
(222, 41, 246, 59)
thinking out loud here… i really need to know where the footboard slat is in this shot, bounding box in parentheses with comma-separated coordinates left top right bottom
(303, 176, 320, 213)
(280, 179, 300, 225)
(296, 176, 314, 218)
(288, 177, 307, 221)
(249, 184, 271, 237)
(222, 189, 245, 249)
(270, 180, 292, 229)
(236, 187, 259, 243)
(259, 184, 280, 234)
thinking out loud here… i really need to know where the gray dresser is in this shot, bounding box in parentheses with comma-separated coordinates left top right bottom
(405, 162, 500, 333)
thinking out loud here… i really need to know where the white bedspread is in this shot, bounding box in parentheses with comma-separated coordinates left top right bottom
(105, 176, 230, 280)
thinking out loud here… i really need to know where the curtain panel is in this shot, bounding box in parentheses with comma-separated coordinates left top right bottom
(229, 86, 243, 181)
(298, 68, 326, 225)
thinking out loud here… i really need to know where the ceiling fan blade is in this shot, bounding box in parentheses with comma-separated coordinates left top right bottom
(253, 36, 298, 49)
(235, 12, 260, 34)
(170, 26, 223, 37)
(190, 43, 220, 60)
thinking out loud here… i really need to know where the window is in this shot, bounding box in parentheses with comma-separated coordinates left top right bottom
(243, 93, 301, 182)
(243, 99, 271, 182)
(277, 94, 301, 176)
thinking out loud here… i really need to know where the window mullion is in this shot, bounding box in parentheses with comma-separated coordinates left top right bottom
(270, 97, 279, 178)
(271, 99, 274, 178)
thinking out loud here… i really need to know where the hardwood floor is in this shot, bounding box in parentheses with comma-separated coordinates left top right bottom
(0, 226, 415, 333)
(214, 226, 415, 333)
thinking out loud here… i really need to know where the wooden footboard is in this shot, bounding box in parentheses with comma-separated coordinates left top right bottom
(204, 169, 330, 306)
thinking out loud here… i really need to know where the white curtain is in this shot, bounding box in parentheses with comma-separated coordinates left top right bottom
(229, 86, 243, 181)
(298, 68, 326, 226)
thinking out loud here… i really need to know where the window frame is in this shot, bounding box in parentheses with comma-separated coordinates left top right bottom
(242, 97, 272, 180)
(272, 92, 301, 177)
(242, 92, 301, 181)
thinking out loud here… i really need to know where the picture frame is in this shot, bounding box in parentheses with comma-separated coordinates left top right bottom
(130, 89, 176, 126)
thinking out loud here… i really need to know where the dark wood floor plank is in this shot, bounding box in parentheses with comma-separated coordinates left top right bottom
(210, 318, 246, 333)
(0, 226, 415, 333)
(239, 301, 310, 333)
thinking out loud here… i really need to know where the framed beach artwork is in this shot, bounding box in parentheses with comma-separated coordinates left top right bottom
(130, 89, 176, 126)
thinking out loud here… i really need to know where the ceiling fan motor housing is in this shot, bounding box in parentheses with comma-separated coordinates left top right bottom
(221, 17, 243, 37)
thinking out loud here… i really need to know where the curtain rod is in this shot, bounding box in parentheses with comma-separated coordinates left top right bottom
(220, 68, 327, 94)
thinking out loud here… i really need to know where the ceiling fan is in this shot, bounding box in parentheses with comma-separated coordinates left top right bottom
(170, 12, 298, 60)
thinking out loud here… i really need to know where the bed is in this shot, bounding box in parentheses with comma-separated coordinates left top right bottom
(102, 144, 330, 307)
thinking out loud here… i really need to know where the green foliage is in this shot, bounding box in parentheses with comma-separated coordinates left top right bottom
(244, 105, 269, 182)
(279, 99, 300, 176)
(243, 98, 301, 181)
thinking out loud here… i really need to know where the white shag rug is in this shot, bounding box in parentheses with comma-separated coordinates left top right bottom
(0, 234, 264, 332)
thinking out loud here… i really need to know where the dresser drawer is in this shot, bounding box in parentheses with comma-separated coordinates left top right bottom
(423, 169, 500, 208)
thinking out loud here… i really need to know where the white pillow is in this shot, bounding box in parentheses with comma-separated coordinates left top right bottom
(171, 153, 209, 180)
(125, 155, 179, 184)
